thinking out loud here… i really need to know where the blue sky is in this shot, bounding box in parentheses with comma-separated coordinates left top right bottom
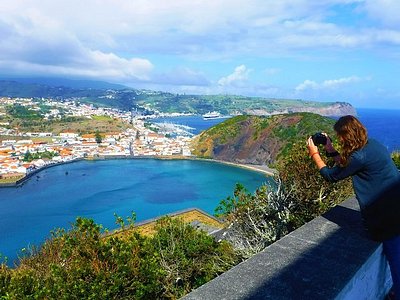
(0, 0, 399, 109)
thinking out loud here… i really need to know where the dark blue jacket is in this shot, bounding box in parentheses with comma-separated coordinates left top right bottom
(320, 138, 399, 209)
(320, 138, 400, 240)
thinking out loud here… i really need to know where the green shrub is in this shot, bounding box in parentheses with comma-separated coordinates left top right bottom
(276, 140, 353, 226)
(215, 181, 294, 258)
(0, 263, 11, 296)
(149, 217, 239, 298)
(0, 216, 238, 299)
(392, 151, 400, 169)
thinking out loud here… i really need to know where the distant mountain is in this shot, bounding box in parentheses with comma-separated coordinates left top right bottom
(0, 77, 127, 90)
(129, 93, 356, 117)
(0, 78, 356, 116)
(0, 79, 139, 110)
(191, 112, 337, 165)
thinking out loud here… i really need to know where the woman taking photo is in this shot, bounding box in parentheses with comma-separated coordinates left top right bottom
(307, 115, 400, 299)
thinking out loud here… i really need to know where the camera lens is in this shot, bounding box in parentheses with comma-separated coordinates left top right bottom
(312, 133, 327, 145)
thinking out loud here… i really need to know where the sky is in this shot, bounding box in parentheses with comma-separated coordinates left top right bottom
(0, 0, 400, 109)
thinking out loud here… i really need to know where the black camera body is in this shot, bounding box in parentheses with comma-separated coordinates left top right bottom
(312, 132, 328, 146)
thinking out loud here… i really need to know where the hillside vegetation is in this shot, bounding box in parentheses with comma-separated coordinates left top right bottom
(191, 112, 337, 165)
(392, 151, 400, 169)
(0, 104, 132, 135)
(134, 93, 355, 116)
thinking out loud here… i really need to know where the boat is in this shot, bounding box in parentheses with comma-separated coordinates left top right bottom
(202, 111, 227, 120)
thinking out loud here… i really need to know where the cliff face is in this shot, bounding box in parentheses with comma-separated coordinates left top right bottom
(191, 113, 337, 165)
(289, 102, 356, 117)
(243, 102, 356, 117)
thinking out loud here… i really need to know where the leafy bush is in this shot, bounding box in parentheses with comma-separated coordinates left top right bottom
(276, 140, 353, 226)
(149, 217, 238, 298)
(23, 150, 59, 162)
(392, 151, 400, 169)
(0, 216, 238, 299)
(215, 180, 294, 258)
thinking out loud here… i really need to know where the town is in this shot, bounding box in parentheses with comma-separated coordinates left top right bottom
(0, 97, 193, 183)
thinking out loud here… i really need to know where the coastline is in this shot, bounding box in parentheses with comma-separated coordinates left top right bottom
(209, 159, 277, 177)
(113, 155, 278, 176)
(0, 155, 276, 188)
(0, 159, 83, 188)
(118, 155, 278, 176)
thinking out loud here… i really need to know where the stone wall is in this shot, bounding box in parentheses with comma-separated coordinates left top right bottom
(183, 198, 392, 300)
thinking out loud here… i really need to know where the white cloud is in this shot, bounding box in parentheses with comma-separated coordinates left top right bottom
(363, 0, 400, 28)
(321, 76, 362, 88)
(87, 51, 153, 81)
(0, 10, 154, 81)
(218, 65, 251, 87)
(0, 47, 154, 82)
(2, 0, 395, 62)
(295, 76, 362, 91)
(295, 80, 319, 91)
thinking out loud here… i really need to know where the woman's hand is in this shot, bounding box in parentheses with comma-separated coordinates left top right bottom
(307, 136, 327, 170)
(307, 136, 319, 157)
(322, 132, 341, 164)
(322, 132, 336, 152)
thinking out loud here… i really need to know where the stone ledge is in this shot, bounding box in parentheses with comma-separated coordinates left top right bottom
(182, 198, 392, 300)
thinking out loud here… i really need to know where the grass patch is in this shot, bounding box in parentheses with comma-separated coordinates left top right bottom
(91, 115, 113, 121)
(3, 117, 133, 135)
(0, 175, 24, 184)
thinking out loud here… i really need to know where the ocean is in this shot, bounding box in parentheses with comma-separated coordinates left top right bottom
(356, 108, 400, 153)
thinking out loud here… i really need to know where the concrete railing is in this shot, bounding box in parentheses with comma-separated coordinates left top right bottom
(183, 198, 392, 300)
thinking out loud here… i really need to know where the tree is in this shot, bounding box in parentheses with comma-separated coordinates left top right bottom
(95, 131, 102, 144)
(23, 151, 33, 162)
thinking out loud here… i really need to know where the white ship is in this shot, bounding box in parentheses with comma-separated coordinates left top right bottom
(202, 111, 229, 120)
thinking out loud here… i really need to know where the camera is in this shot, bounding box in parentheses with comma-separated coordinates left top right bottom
(311, 132, 328, 146)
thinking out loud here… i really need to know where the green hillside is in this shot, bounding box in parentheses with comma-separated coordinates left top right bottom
(0, 103, 133, 135)
(0, 79, 355, 116)
(134, 93, 355, 116)
(191, 113, 337, 165)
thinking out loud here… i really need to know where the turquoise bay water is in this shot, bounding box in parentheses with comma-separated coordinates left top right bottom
(0, 159, 268, 265)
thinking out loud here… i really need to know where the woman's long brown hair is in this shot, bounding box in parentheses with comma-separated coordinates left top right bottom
(334, 115, 368, 166)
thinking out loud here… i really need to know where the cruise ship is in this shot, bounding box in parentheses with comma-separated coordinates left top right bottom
(202, 111, 228, 120)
